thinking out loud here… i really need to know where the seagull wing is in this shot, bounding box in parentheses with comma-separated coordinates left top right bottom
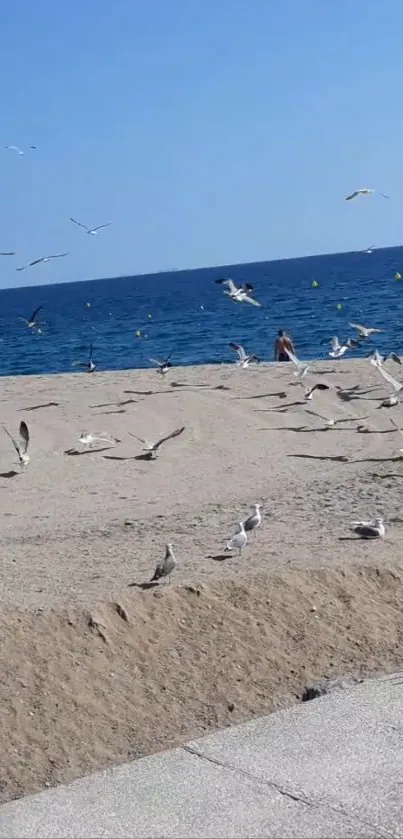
(389, 418, 403, 439)
(70, 217, 90, 232)
(284, 347, 300, 367)
(29, 305, 43, 323)
(149, 357, 163, 367)
(215, 278, 237, 294)
(330, 336, 341, 351)
(229, 343, 246, 361)
(16, 265, 27, 271)
(19, 421, 29, 453)
(154, 426, 185, 451)
(3, 425, 21, 457)
(304, 408, 328, 421)
(345, 191, 359, 201)
(0, 252, 16, 256)
(378, 192, 390, 199)
(89, 343, 93, 361)
(376, 364, 402, 393)
(390, 353, 402, 365)
(47, 253, 69, 260)
(28, 258, 44, 267)
(128, 432, 149, 445)
(164, 349, 174, 364)
(92, 223, 112, 232)
(349, 322, 364, 334)
(242, 294, 261, 307)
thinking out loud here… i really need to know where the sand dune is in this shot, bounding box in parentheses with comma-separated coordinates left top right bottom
(1, 358, 403, 801)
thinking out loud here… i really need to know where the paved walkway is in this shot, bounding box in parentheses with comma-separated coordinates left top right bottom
(1, 672, 403, 838)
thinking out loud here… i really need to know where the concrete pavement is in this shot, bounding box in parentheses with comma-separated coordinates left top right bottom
(1, 671, 403, 838)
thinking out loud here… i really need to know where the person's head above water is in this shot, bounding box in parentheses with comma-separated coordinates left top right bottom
(278, 329, 285, 337)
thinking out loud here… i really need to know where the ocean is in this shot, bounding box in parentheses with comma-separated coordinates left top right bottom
(0, 246, 402, 377)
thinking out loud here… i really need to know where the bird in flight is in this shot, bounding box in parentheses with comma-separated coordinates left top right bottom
(129, 426, 185, 459)
(73, 343, 96, 373)
(78, 431, 120, 448)
(328, 336, 360, 358)
(229, 343, 259, 368)
(304, 383, 330, 401)
(149, 351, 173, 375)
(215, 278, 261, 307)
(16, 253, 69, 271)
(349, 323, 383, 339)
(150, 544, 177, 584)
(19, 305, 44, 333)
(5, 145, 36, 156)
(3, 421, 30, 467)
(284, 347, 311, 381)
(345, 188, 390, 201)
(69, 217, 112, 236)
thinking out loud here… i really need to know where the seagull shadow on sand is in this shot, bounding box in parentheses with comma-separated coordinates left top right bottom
(0, 470, 19, 478)
(208, 553, 229, 562)
(338, 536, 374, 542)
(93, 409, 127, 415)
(235, 391, 288, 400)
(103, 453, 154, 461)
(64, 447, 115, 456)
(287, 453, 350, 462)
(349, 455, 403, 464)
(90, 399, 137, 408)
(18, 401, 60, 411)
(127, 580, 159, 589)
(255, 401, 306, 411)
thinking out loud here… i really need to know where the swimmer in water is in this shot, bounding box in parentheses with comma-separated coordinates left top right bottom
(274, 329, 295, 362)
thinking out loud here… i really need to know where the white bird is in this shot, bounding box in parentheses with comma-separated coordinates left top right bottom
(226, 521, 248, 555)
(329, 336, 360, 358)
(129, 426, 185, 458)
(351, 518, 385, 539)
(78, 432, 120, 448)
(229, 343, 259, 368)
(3, 421, 30, 467)
(374, 362, 403, 394)
(349, 322, 383, 339)
(243, 504, 262, 538)
(5, 145, 36, 156)
(304, 408, 365, 428)
(149, 351, 173, 375)
(16, 253, 69, 271)
(284, 347, 310, 381)
(150, 543, 177, 584)
(73, 343, 96, 373)
(215, 278, 261, 307)
(69, 217, 112, 236)
(362, 245, 376, 254)
(345, 188, 390, 201)
(367, 348, 401, 367)
(19, 304, 43, 333)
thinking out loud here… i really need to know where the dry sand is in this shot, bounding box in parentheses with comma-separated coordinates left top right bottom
(1, 358, 403, 802)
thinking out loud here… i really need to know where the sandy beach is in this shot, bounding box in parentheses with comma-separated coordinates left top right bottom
(1, 358, 403, 801)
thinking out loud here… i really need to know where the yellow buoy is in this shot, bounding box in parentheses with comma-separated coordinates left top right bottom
(396, 272, 402, 281)
(312, 279, 319, 288)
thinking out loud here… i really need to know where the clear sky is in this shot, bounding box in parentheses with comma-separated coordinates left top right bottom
(1, 0, 402, 288)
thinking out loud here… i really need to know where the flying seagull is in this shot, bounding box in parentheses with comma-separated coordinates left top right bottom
(304, 408, 366, 428)
(374, 362, 403, 395)
(367, 348, 401, 366)
(284, 347, 311, 381)
(149, 351, 173, 375)
(328, 336, 360, 358)
(69, 217, 112, 236)
(351, 518, 385, 539)
(3, 421, 30, 467)
(225, 521, 248, 556)
(345, 188, 390, 201)
(5, 145, 36, 156)
(304, 383, 330, 401)
(19, 305, 43, 333)
(16, 253, 69, 271)
(129, 426, 185, 458)
(73, 343, 96, 373)
(243, 504, 262, 538)
(229, 343, 260, 368)
(361, 246, 376, 254)
(349, 323, 383, 339)
(150, 543, 177, 584)
(78, 431, 120, 448)
(215, 278, 261, 307)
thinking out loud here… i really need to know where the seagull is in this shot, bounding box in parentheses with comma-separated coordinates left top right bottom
(215, 278, 261, 307)
(367, 348, 401, 366)
(229, 343, 260, 368)
(304, 383, 330, 401)
(73, 343, 96, 373)
(225, 522, 248, 556)
(328, 336, 360, 358)
(374, 362, 403, 395)
(19, 305, 43, 333)
(69, 217, 112, 236)
(3, 421, 30, 467)
(349, 323, 383, 339)
(150, 543, 177, 584)
(284, 347, 311, 381)
(345, 188, 390, 201)
(351, 518, 385, 539)
(129, 426, 185, 458)
(304, 408, 366, 428)
(16, 253, 69, 271)
(149, 351, 173, 375)
(362, 246, 376, 254)
(5, 145, 36, 156)
(78, 432, 120, 448)
(243, 504, 262, 538)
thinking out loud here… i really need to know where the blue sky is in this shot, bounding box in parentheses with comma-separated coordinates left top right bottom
(1, 0, 402, 288)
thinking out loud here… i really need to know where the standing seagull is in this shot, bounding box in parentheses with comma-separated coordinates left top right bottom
(73, 343, 96, 372)
(3, 421, 30, 467)
(150, 543, 177, 584)
(16, 253, 69, 271)
(129, 426, 185, 459)
(5, 145, 36, 156)
(351, 518, 385, 539)
(225, 522, 248, 556)
(243, 504, 262, 538)
(215, 278, 261, 307)
(345, 188, 390, 201)
(149, 351, 173, 375)
(229, 343, 259, 368)
(69, 217, 112, 236)
(19, 305, 43, 333)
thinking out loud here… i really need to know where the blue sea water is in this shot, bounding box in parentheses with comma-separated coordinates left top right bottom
(1, 246, 403, 377)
